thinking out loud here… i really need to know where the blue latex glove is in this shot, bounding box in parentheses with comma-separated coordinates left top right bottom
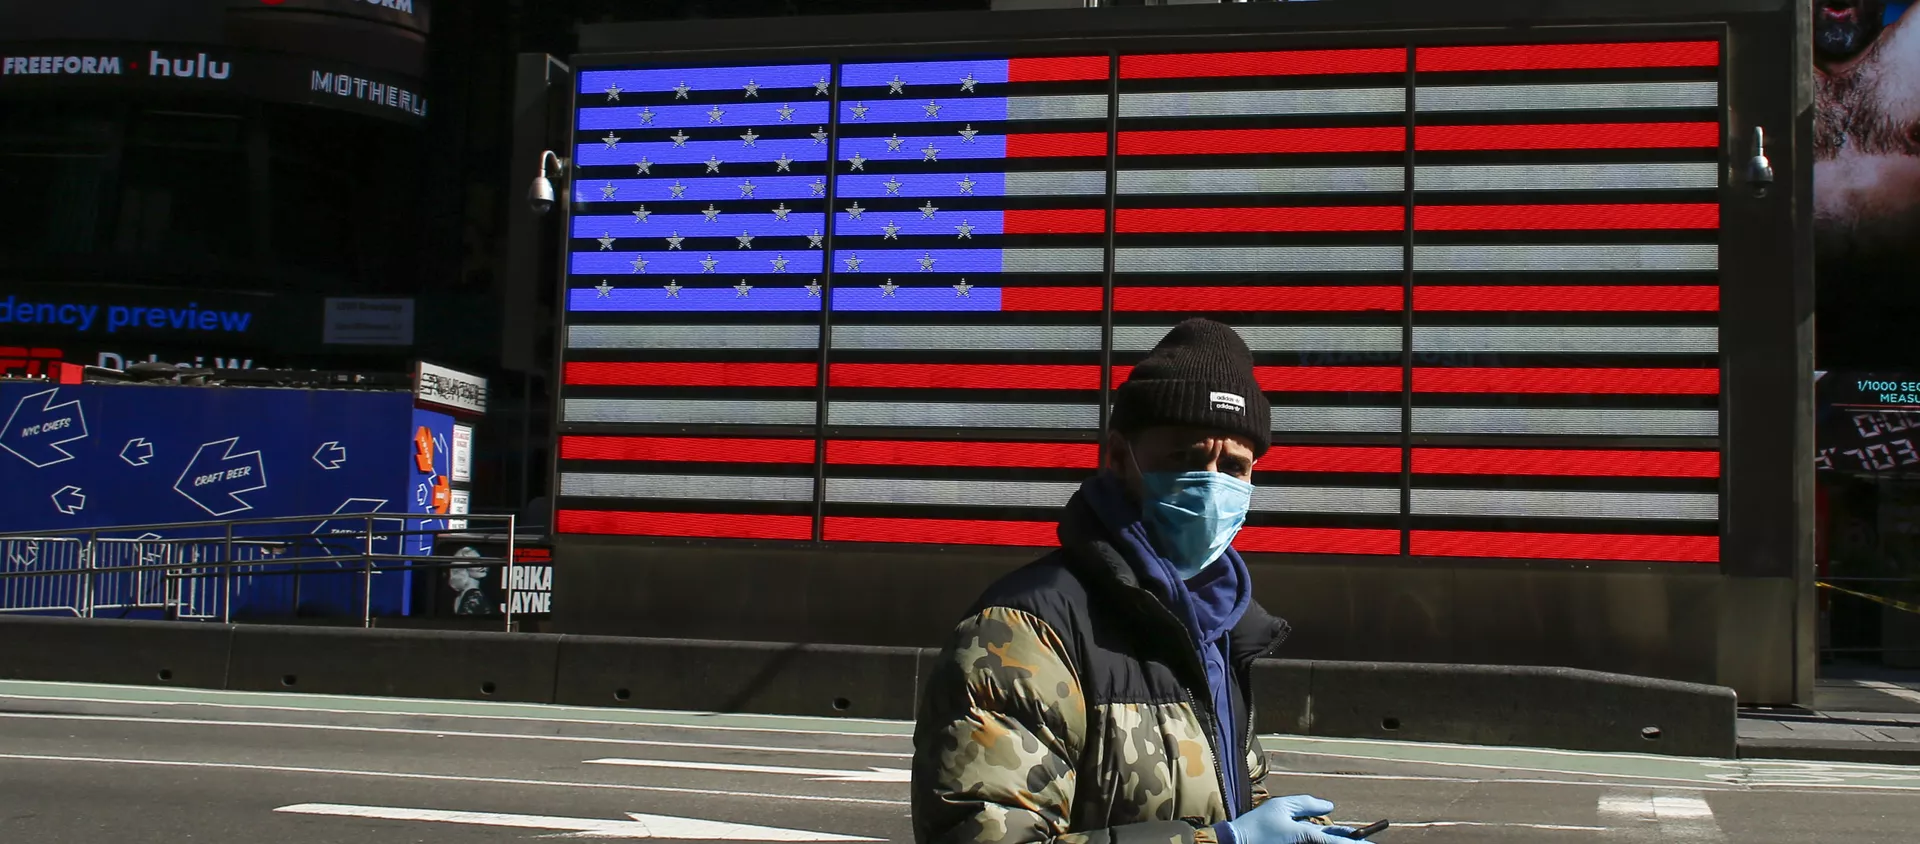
(1225, 795, 1360, 844)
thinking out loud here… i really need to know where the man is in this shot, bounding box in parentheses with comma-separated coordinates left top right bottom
(911, 319, 1358, 844)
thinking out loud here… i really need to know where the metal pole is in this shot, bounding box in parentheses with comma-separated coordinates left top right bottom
(362, 516, 374, 628)
(222, 522, 234, 624)
(504, 515, 517, 633)
(82, 531, 96, 619)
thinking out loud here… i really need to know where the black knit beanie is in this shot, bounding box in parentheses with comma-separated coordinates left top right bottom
(1113, 318, 1271, 456)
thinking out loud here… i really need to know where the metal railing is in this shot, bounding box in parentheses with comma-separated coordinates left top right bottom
(0, 512, 523, 630)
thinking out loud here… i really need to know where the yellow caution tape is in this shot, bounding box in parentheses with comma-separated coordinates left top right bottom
(1818, 581, 1920, 616)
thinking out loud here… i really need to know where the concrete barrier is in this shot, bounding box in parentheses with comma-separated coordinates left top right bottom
(226, 625, 562, 704)
(554, 635, 921, 719)
(0, 614, 231, 689)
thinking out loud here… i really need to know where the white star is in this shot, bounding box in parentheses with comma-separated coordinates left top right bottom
(886, 134, 906, 152)
(919, 201, 939, 219)
(771, 254, 790, 273)
(739, 180, 757, 198)
(814, 77, 831, 96)
(601, 182, 617, 200)
(707, 105, 725, 123)
(957, 176, 977, 195)
(670, 130, 690, 147)
(602, 132, 621, 149)
(805, 279, 823, 296)
(772, 203, 792, 221)
(918, 252, 936, 272)
(960, 73, 977, 93)
(668, 181, 687, 199)
(666, 231, 684, 249)
(958, 125, 979, 143)
(775, 153, 794, 172)
(880, 279, 899, 297)
(673, 81, 691, 99)
(953, 279, 972, 297)
(743, 79, 760, 98)
(638, 107, 655, 125)
(664, 280, 682, 297)
(737, 231, 755, 249)
(777, 103, 795, 122)
(702, 205, 722, 222)
(705, 156, 723, 173)
(924, 100, 942, 118)
(810, 179, 826, 197)
(633, 206, 652, 223)
(888, 74, 906, 94)
(595, 280, 614, 297)
(883, 220, 901, 240)
(922, 143, 941, 162)
(605, 83, 622, 101)
(847, 152, 867, 171)
(740, 128, 760, 147)
(846, 202, 866, 220)
(808, 230, 825, 248)
(635, 157, 652, 174)
(629, 255, 649, 273)
(853, 102, 875, 120)
(734, 280, 753, 297)
(598, 232, 616, 250)
(883, 177, 903, 196)
(700, 254, 719, 273)
(811, 127, 829, 144)
(843, 253, 864, 272)
(955, 220, 975, 239)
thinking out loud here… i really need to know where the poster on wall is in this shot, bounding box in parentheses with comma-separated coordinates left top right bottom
(450, 424, 473, 483)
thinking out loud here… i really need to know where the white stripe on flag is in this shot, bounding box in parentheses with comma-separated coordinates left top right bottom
(1413, 244, 1718, 273)
(1411, 489, 1720, 521)
(1116, 325, 1402, 353)
(1117, 245, 1403, 273)
(825, 477, 1076, 507)
(1416, 81, 1719, 112)
(1120, 167, 1402, 195)
(561, 473, 815, 502)
(1254, 486, 1401, 515)
(1120, 87, 1405, 118)
(1274, 406, 1404, 433)
(828, 402, 1100, 429)
(1415, 163, 1719, 193)
(1412, 407, 1720, 437)
(833, 324, 1100, 351)
(1413, 326, 1719, 354)
(569, 324, 820, 350)
(1007, 94, 1111, 121)
(1002, 248, 1107, 273)
(565, 399, 818, 426)
(1005, 171, 1109, 196)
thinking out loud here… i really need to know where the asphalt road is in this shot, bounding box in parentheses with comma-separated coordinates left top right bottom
(1, 680, 1917, 843)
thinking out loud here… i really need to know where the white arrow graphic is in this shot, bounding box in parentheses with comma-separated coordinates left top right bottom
(273, 803, 881, 841)
(121, 437, 154, 466)
(586, 758, 911, 783)
(50, 485, 86, 515)
(312, 441, 347, 470)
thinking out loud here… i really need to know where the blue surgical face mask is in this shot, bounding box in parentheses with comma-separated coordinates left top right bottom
(1128, 452, 1253, 578)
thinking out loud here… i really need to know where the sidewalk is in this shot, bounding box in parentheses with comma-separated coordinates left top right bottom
(1737, 671, 1920, 764)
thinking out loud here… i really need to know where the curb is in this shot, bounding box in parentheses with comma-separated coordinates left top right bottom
(1737, 739, 1920, 766)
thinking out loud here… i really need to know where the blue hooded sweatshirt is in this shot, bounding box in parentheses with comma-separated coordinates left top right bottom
(1084, 474, 1254, 818)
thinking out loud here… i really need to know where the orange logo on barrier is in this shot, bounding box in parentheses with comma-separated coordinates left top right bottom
(414, 426, 435, 473)
(432, 475, 451, 514)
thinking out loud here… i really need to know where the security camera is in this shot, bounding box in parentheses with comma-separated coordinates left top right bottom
(1746, 127, 1774, 198)
(529, 150, 567, 215)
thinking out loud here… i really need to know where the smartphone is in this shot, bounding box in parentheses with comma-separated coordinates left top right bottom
(1346, 820, 1390, 840)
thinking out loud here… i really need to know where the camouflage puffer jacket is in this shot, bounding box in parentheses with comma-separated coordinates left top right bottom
(911, 492, 1291, 844)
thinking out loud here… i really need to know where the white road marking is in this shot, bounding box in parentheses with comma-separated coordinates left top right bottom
(1270, 749, 1715, 785)
(0, 753, 907, 806)
(0, 712, 909, 759)
(1859, 680, 1920, 707)
(1598, 792, 1724, 841)
(1267, 769, 1738, 792)
(274, 803, 880, 841)
(1389, 821, 1609, 832)
(589, 758, 911, 783)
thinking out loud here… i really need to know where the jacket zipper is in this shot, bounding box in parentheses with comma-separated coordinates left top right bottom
(1181, 685, 1233, 822)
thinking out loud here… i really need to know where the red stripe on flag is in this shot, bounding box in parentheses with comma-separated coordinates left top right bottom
(1119, 127, 1405, 156)
(1416, 122, 1719, 151)
(1258, 446, 1403, 474)
(560, 436, 816, 464)
(1414, 286, 1718, 312)
(1000, 287, 1106, 311)
(1118, 286, 1403, 312)
(1006, 132, 1109, 158)
(1413, 367, 1720, 395)
(1120, 48, 1406, 79)
(1114, 365, 1401, 392)
(825, 517, 1058, 547)
(1413, 448, 1721, 478)
(1004, 208, 1107, 234)
(1416, 41, 1720, 72)
(828, 440, 1100, 469)
(1239, 527, 1402, 555)
(833, 363, 1101, 391)
(1411, 530, 1719, 563)
(557, 510, 814, 541)
(1119, 206, 1404, 233)
(1008, 56, 1111, 82)
(563, 361, 816, 388)
(1415, 204, 1719, 231)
